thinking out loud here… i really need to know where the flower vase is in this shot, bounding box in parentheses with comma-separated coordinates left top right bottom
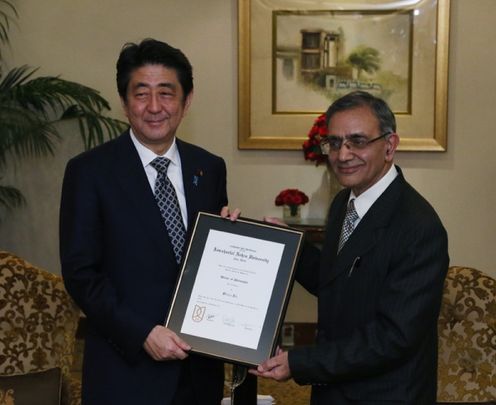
(283, 205, 301, 220)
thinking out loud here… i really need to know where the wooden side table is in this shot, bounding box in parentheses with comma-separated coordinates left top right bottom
(284, 217, 327, 245)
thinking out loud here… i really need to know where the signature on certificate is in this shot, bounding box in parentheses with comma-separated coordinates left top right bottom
(223, 315, 236, 327)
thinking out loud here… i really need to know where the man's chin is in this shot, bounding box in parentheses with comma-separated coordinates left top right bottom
(145, 122, 167, 131)
(335, 172, 356, 186)
(143, 125, 172, 139)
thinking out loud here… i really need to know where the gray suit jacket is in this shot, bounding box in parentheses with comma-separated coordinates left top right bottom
(289, 167, 448, 404)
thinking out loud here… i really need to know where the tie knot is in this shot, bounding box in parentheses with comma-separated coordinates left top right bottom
(150, 157, 171, 174)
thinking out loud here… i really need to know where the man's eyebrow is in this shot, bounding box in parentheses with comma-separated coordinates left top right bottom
(328, 132, 367, 138)
(132, 82, 176, 90)
(157, 82, 176, 90)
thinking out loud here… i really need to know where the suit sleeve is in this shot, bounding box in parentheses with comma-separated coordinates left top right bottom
(295, 193, 344, 296)
(288, 210, 449, 384)
(59, 157, 154, 363)
(215, 157, 228, 210)
(294, 241, 322, 296)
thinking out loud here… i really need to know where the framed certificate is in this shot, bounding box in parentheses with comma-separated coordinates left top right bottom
(165, 212, 304, 367)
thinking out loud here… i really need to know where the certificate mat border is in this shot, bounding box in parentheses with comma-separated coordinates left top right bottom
(165, 212, 304, 366)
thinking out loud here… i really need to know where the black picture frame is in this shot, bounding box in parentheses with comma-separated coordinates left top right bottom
(165, 212, 304, 367)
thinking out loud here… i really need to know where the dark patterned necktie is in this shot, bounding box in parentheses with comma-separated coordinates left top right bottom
(150, 157, 186, 264)
(338, 199, 359, 252)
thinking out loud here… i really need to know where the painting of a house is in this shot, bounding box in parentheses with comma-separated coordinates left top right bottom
(273, 10, 412, 114)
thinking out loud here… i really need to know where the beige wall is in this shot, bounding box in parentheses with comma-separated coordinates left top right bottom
(1, 0, 495, 322)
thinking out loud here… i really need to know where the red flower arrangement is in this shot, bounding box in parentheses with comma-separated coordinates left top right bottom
(275, 188, 309, 216)
(302, 113, 328, 166)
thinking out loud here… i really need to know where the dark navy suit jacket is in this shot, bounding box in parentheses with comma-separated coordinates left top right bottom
(60, 132, 227, 404)
(289, 168, 449, 405)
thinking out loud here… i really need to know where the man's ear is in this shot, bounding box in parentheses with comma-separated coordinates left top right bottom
(120, 97, 129, 118)
(183, 90, 194, 114)
(385, 133, 400, 161)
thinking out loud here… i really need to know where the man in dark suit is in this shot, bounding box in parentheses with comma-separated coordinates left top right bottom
(255, 91, 449, 404)
(60, 39, 229, 405)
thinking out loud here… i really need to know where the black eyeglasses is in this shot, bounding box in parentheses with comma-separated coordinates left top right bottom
(320, 132, 392, 153)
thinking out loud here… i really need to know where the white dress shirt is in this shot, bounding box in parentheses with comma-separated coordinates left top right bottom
(129, 130, 188, 228)
(349, 165, 399, 227)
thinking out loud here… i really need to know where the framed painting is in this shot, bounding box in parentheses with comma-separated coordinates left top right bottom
(238, 0, 451, 151)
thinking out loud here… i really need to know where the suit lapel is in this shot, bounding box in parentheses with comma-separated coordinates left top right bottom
(110, 132, 175, 261)
(321, 172, 406, 286)
(177, 139, 202, 230)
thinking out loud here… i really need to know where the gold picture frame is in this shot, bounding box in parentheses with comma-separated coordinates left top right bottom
(238, 0, 450, 151)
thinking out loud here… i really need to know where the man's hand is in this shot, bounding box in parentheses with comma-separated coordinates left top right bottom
(143, 325, 191, 361)
(263, 216, 287, 227)
(220, 206, 241, 221)
(249, 349, 291, 382)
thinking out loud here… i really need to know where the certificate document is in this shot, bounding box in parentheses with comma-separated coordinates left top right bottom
(166, 212, 303, 366)
(180, 229, 284, 349)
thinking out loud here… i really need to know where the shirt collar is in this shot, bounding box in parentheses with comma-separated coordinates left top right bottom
(129, 129, 180, 168)
(350, 165, 398, 219)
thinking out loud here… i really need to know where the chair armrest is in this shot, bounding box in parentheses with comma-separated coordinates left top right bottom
(62, 375, 81, 405)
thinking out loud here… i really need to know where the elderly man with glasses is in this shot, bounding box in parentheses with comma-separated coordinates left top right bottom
(254, 91, 449, 405)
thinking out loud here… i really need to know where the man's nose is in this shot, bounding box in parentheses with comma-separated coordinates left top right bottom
(337, 142, 353, 160)
(147, 95, 161, 112)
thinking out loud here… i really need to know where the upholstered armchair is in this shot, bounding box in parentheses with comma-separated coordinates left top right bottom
(0, 251, 81, 405)
(437, 266, 496, 404)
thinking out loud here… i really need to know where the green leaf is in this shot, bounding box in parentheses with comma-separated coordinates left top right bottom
(0, 0, 17, 49)
(0, 183, 25, 212)
(0, 1, 127, 215)
(0, 66, 127, 164)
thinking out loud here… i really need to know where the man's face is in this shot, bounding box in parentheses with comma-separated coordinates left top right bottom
(327, 105, 398, 196)
(121, 64, 192, 155)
